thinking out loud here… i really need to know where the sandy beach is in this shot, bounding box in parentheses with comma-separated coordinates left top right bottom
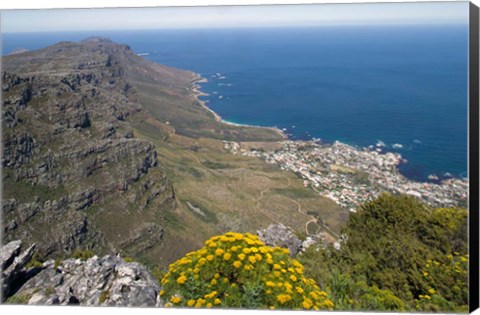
(191, 74, 288, 139)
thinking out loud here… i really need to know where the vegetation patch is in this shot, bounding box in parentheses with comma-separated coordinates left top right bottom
(6, 293, 31, 305)
(184, 200, 218, 224)
(201, 160, 233, 170)
(298, 193, 468, 312)
(160, 232, 334, 310)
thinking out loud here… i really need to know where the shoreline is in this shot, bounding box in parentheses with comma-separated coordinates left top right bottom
(190, 74, 465, 185)
(191, 75, 288, 140)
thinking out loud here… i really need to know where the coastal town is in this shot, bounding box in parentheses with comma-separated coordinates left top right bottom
(223, 139, 468, 211)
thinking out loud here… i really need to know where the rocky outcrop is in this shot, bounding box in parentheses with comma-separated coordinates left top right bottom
(17, 255, 161, 307)
(2, 38, 178, 263)
(1, 240, 36, 300)
(257, 223, 303, 257)
(1, 240, 162, 306)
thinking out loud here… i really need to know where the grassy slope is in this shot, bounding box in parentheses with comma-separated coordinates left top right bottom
(132, 117, 348, 266)
(112, 45, 347, 266)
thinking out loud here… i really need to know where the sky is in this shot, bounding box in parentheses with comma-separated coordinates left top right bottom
(0, 1, 470, 33)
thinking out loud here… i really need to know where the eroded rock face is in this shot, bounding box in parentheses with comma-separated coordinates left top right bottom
(2, 38, 178, 262)
(18, 255, 161, 307)
(257, 223, 303, 257)
(1, 240, 37, 300)
(2, 240, 162, 307)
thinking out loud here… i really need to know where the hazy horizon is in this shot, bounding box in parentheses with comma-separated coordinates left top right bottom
(1, 2, 469, 33)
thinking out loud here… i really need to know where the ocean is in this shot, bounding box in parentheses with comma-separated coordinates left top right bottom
(2, 25, 469, 182)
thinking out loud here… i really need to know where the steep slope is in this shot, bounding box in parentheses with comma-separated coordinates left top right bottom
(2, 38, 183, 260)
(2, 38, 346, 267)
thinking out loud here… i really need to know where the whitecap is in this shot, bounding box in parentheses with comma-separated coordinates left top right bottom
(392, 143, 403, 149)
(376, 140, 386, 147)
(413, 139, 422, 144)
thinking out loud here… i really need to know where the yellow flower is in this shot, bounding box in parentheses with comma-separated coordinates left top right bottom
(176, 275, 187, 284)
(233, 260, 242, 268)
(310, 291, 319, 300)
(214, 298, 221, 305)
(242, 248, 252, 254)
(207, 255, 214, 261)
(295, 267, 303, 274)
(273, 264, 281, 270)
(159, 290, 165, 296)
(296, 287, 304, 294)
(290, 275, 297, 282)
(277, 294, 292, 304)
(248, 256, 256, 264)
(266, 258, 274, 265)
(170, 296, 182, 304)
(266, 281, 275, 287)
(244, 264, 253, 271)
(231, 246, 238, 252)
(302, 298, 313, 309)
(208, 242, 217, 248)
(215, 248, 224, 256)
(245, 239, 255, 245)
(250, 247, 259, 253)
(428, 288, 436, 295)
(238, 253, 246, 261)
(323, 299, 334, 309)
(187, 299, 195, 307)
(223, 253, 232, 261)
(211, 279, 218, 285)
(255, 253, 262, 261)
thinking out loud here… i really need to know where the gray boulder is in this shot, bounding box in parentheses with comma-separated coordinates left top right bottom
(16, 254, 161, 307)
(1, 240, 36, 300)
(257, 223, 302, 256)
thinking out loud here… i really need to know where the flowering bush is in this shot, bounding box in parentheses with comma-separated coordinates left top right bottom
(160, 232, 334, 310)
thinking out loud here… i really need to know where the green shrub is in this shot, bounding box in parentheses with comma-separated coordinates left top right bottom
(159, 232, 334, 310)
(72, 249, 95, 261)
(99, 290, 110, 304)
(6, 293, 31, 304)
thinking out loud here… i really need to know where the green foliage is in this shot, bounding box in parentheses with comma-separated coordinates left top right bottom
(99, 290, 110, 304)
(72, 249, 95, 261)
(160, 232, 334, 310)
(298, 193, 468, 312)
(151, 266, 167, 284)
(25, 252, 45, 269)
(5, 293, 31, 304)
(123, 257, 135, 263)
(201, 160, 233, 169)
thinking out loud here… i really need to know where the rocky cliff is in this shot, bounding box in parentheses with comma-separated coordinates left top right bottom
(1, 38, 192, 261)
(1, 240, 161, 306)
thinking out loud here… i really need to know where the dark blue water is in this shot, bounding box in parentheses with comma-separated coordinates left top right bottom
(2, 26, 469, 182)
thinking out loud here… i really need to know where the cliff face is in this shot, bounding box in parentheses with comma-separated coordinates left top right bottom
(1, 38, 192, 261)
